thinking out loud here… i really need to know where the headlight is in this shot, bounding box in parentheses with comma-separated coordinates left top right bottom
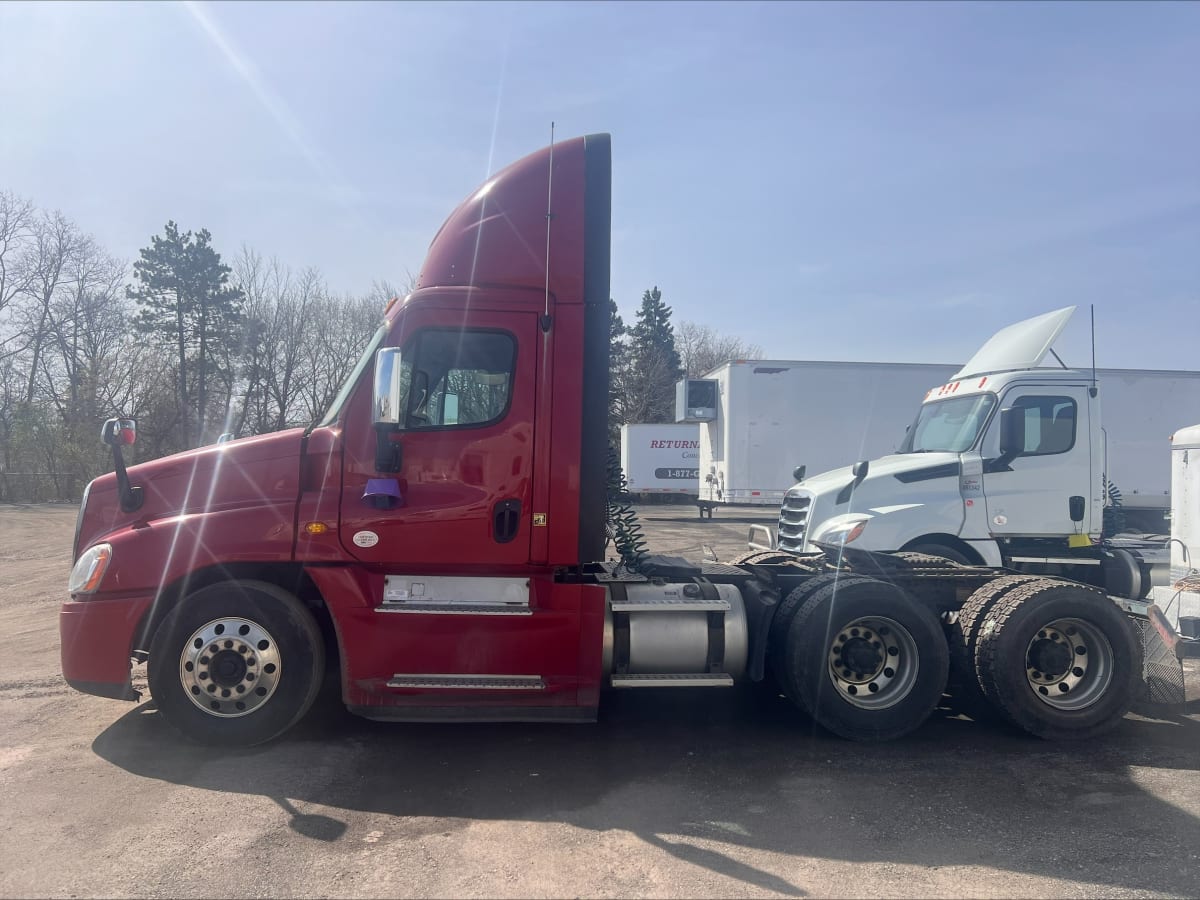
(815, 519, 869, 546)
(68, 543, 112, 595)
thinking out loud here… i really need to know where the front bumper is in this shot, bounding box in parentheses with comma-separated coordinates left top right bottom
(60, 594, 155, 700)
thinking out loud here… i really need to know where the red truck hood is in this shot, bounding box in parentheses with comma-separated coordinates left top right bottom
(76, 429, 307, 556)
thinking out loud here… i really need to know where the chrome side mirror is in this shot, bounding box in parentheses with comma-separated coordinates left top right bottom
(372, 347, 404, 473)
(373, 347, 404, 427)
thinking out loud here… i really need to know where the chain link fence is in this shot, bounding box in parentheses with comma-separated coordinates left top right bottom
(0, 473, 81, 504)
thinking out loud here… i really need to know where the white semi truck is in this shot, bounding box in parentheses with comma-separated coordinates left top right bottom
(749, 307, 1200, 600)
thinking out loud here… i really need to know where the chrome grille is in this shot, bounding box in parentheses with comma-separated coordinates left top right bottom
(778, 489, 812, 551)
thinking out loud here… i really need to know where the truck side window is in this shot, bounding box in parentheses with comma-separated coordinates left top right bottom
(1012, 395, 1076, 456)
(405, 329, 516, 429)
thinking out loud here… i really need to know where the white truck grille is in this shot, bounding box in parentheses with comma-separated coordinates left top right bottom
(778, 489, 813, 551)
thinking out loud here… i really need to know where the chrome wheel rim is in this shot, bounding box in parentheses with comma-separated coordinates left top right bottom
(179, 618, 281, 717)
(1025, 617, 1113, 711)
(827, 616, 919, 709)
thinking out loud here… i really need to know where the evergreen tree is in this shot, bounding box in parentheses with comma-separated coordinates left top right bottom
(607, 297, 627, 444)
(128, 222, 244, 448)
(626, 286, 683, 424)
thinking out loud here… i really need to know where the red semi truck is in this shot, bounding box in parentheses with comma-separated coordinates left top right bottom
(63, 134, 1177, 746)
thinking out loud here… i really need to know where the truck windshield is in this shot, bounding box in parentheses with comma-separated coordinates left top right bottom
(899, 394, 996, 453)
(312, 321, 390, 430)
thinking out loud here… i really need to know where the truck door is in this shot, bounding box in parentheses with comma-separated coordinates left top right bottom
(981, 384, 1092, 538)
(339, 309, 537, 568)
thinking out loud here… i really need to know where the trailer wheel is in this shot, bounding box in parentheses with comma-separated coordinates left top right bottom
(783, 578, 949, 741)
(974, 580, 1142, 740)
(767, 573, 875, 697)
(148, 580, 325, 747)
(948, 575, 1044, 720)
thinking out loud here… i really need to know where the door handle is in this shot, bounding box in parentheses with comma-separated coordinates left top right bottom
(493, 499, 521, 544)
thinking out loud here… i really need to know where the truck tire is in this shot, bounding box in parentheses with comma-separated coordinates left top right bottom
(893, 551, 964, 569)
(974, 579, 1142, 741)
(947, 575, 1043, 720)
(782, 578, 950, 741)
(903, 543, 972, 565)
(148, 580, 325, 747)
(767, 573, 875, 697)
(728, 550, 796, 566)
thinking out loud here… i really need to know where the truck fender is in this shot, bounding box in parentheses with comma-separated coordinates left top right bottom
(737, 578, 780, 682)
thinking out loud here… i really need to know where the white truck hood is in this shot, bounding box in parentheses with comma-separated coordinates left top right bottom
(798, 452, 962, 499)
(782, 451, 966, 552)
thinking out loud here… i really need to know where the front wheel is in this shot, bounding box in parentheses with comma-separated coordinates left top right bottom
(147, 580, 325, 746)
(782, 578, 949, 741)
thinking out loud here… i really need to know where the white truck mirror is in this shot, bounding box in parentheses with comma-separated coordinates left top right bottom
(999, 407, 1026, 460)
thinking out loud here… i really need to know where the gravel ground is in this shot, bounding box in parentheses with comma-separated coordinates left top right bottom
(2, 502, 1200, 899)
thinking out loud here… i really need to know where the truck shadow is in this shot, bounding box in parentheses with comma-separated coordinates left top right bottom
(93, 683, 1200, 897)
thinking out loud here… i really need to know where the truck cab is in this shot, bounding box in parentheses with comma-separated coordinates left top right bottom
(776, 307, 1158, 597)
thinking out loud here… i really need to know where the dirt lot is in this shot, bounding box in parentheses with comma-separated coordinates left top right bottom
(3, 502, 1200, 899)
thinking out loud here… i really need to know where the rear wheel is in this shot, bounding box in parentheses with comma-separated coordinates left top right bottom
(148, 580, 325, 746)
(782, 578, 949, 741)
(903, 542, 973, 565)
(767, 573, 874, 697)
(893, 551, 963, 569)
(974, 579, 1141, 740)
(728, 550, 797, 566)
(947, 575, 1043, 720)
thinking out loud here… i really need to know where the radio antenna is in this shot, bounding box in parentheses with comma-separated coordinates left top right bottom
(1090, 304, 1097, 398)
(541, 121, 555, 333)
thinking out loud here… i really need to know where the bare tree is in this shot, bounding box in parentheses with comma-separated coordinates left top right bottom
(676, 321, 764, 378)
(0, 192, 36, 359)
(17, 210, 90, 403)
(299, 291, 382, 424)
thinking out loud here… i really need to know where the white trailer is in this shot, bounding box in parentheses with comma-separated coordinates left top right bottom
(1149, 424, 1200, 623)
(694, 359, 960, 509)
(1091, 372, 1200, 525)
(619, 423, 700, 500)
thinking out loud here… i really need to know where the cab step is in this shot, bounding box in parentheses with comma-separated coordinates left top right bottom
(376, 603, 531, 616)
(610, 673, 734, 688)
(386, 674, 545, 690)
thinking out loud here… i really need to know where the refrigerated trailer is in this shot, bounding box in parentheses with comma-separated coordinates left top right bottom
(691, 359, 959, 510)
(618, 423, 700, 501)
(62, 134, 1184, 748)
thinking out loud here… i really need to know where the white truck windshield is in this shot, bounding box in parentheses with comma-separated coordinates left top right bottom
(900, 394, 997, 453)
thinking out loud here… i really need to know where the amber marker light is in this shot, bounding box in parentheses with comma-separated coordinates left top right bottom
(304, 522, 329, 535)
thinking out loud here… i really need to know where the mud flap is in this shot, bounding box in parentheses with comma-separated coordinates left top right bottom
(1136, 607, 1186, 710)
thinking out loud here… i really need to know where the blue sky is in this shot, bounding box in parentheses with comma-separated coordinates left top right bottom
(2, 0, 1197, 369)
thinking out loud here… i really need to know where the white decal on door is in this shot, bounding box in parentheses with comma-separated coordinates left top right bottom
(353, 530, 380, 548)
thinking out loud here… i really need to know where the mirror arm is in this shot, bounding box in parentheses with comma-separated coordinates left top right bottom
(374, 423, 402, 473)
(112, 444, 143, 513)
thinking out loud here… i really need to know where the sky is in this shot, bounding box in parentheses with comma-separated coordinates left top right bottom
(1, 0, 1197, 370)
